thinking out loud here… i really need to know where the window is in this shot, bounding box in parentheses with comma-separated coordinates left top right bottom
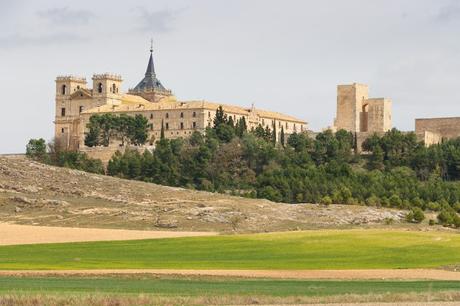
(279, 121, 281, 128)
(150, 114, 153, 119)
(112, 83, 116, 93)
(61, 108, 66, 117)
(208, 111, 211, 118)
(193, 111, 196, 118)
(97, 83, 103, 93)
(294, 124, 297, 132)
(79, 106, 84, 113)
(77, 85, 80, 90)
(61, 128, 64, 133)
(165, 113, 169, 119)
(61, 85, 66, 95)
(165, 123, 169, 130)
(180, 122, 184, 129)
(180, 112, 184, 118)
(192, 122, 196, 129)
(286, 122, 289, 129)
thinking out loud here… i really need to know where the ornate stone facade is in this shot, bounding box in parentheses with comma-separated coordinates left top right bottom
(54, 47, 307, 154)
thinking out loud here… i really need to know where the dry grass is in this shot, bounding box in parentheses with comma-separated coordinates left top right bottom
(0, 291, 460, 306)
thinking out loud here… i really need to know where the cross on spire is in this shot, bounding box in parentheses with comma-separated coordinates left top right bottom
(150, 38, 153, 53)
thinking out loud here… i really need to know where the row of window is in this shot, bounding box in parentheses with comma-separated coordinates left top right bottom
(60, 106, 85, 117)
(150, 122, 198, 130)
(60, 83, 118, 95)
(154, 111, 198, 120)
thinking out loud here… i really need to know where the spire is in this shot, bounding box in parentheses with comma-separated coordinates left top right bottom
(145, 39, 155, 77)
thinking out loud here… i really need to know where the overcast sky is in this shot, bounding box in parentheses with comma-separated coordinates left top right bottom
(1, 0, 459, 153)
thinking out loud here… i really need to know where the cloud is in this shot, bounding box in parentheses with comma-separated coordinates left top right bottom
(37, 7, 95, 26)
(0, 32, 88, 49)
(135, 7, 186, 33)
(436, 1, 460, 23)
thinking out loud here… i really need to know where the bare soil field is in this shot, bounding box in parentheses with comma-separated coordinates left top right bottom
(0, 156, 415, 233)
(1, 269, 459, 280)
(0, 223, 215, 245)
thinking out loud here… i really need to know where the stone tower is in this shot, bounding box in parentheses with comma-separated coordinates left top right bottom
(129, 42, 172, 102)
(334, 83, 391, 133)
(54, 76, 88, 150)
(91, 73, 123, 105)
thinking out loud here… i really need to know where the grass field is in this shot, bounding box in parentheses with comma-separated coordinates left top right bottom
(0, 276, 459, 297)
(0, 229, 459, 270)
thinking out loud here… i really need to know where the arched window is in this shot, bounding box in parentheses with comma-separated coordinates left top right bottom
(98, 83, 103, 93)
(61, 84, 66, 95)
(112, 83, 116, 93)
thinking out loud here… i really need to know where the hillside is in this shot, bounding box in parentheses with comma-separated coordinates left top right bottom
(0, 156, 407, 233)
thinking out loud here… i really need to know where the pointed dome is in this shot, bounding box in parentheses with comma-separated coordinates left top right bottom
(132, 47, 167, 92)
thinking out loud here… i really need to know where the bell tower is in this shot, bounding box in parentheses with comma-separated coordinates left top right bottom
(54, 76, 87, 150)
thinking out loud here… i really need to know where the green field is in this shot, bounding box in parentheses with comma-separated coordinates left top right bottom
(0, 276, 459, 297)
(0, 229, 459, 270)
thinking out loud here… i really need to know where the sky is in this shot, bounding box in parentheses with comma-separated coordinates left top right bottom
(0, 0, 459, 153)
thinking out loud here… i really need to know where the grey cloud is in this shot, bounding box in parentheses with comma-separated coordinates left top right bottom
(0, 32, 88, 49)
(436, 1, 460, 23)
(135, 7, 186, 33)
(37, 7, 95, 26)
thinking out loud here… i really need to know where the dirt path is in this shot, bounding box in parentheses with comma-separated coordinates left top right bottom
(0, 269, 459, 280)
(0, 223, 217, 245)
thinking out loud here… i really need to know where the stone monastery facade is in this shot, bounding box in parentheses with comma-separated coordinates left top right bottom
(54, 46, 307, 152)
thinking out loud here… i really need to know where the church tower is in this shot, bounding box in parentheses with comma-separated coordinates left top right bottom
(129, 40, 172, 102)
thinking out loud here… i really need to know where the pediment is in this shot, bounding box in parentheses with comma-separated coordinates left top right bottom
(70, 88, 92, 100)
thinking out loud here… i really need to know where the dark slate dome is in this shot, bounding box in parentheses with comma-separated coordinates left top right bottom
(132, 48, 167, 92)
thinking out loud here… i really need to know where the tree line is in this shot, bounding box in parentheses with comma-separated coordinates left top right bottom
(27, 108, 460, 227)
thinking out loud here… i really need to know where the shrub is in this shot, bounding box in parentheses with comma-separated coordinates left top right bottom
(366, 195, 380, 207)
(437, 209, 455, 226)
(406, 207, 425, 223)
(320, 196, 332, 206)
(428, 219, 435, 226)
(26, 138, 47, 161)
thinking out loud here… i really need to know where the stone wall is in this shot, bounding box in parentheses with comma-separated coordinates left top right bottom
(80, 145, 154, 165)
(415, 117, 460, 145)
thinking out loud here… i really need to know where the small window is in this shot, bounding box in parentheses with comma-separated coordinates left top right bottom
(61, 128, 65, 133)
(208, 111, 211, 118)
(180, 112, 184, 118)
(97, 83, 103, 93)
(279, 121, 281, 128)
(79, 106, 84, 113)
(193, 111, 196, 117)
(165, 123, 169, 130)
(150, 114, 153, 119)
(61, 108, 66, 117)
(112, 83, 116, 93)
(193, 122, 196, 129)
(180, 122, 184, 130)
(61, 84, 66, 95)
(165, 113, 169, 119)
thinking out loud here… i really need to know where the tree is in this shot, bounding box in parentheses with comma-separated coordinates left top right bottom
(26, 138, 47, 161)
(280, 126, 285, 147)
(406, 207, 425, 223)
(213, 106, 227, 127)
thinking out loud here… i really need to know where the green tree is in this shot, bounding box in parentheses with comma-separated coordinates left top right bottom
(26, 138, 47, 161)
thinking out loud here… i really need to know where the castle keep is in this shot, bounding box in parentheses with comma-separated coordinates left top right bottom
(54, 46, 307, 154)
(333, 83, 392, 134)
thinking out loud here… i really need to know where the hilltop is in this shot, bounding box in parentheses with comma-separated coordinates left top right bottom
(0, 156, 408, 233)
